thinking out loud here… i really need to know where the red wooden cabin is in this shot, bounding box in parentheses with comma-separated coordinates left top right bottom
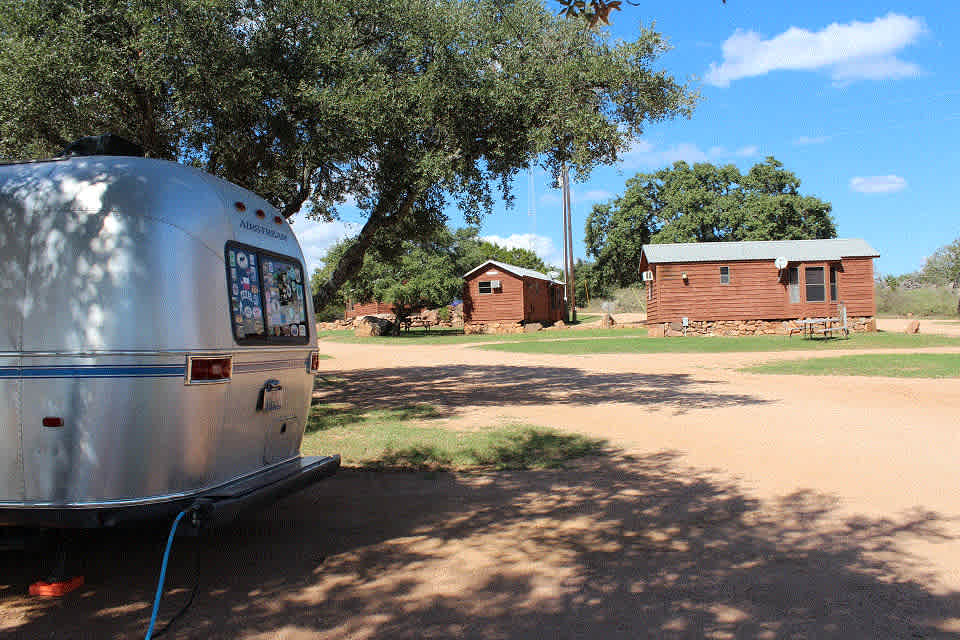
(639, 239, 879, 324)
(344, 300, 397, 320)
(462, 260, 565, 325)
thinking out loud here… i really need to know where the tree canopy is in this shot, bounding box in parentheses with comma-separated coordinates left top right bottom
(920, 238, 960, 289)
(0, 0, 695, 308)
(584, 157, 836, 288)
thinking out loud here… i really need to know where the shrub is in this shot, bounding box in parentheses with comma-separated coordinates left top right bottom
(875, 284, 959, 317)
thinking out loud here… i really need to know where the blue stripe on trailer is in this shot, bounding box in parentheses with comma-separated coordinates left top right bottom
(0, 365, 186, 379)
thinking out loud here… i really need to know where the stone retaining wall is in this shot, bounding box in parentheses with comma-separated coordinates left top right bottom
(648, 317, 877, 338)
(464, 322, 525, 335)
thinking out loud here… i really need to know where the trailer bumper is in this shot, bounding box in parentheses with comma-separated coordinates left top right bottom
(0, 455, 340, 529)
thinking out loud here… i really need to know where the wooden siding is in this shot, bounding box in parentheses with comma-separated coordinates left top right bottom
(646, 257, 876, 323)
(344, 301, 396, 319)
(522, 278, 565, 324)
(463, 268, 525, 322)
(837, 257, 875, 316)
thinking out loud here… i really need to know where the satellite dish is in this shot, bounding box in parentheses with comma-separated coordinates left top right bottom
(774, 256, 788, 269)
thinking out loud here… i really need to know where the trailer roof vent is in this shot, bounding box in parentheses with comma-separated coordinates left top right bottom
(62, 134, 145, 158)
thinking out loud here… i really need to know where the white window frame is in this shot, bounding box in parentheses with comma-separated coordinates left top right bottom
(719, 266, 730, 285)
(478, 280, 493, 294)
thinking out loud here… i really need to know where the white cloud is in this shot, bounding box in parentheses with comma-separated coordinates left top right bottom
(290, 216, 359, 273)
(794, 135, 831, 146)
(480, 233, 562, 267)
(849, 175, 907, 194)
(620, 140, 760, 170)
(706, 13, 926, 87)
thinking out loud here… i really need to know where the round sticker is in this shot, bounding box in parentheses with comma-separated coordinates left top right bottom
(299, 324, 307, 336)
(243, 306, 253, 319)
(237, 253, 248, 269)
(290, 324, 299, 337)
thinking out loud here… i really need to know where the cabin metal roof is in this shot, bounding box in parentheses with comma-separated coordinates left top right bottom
(641, 238, 879, 264)
(463, 260, 564, 284)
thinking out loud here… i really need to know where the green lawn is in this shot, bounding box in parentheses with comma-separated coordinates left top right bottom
(742, 353, 960, 378)
(318, 326, 648, 345)
(474, 331, 960, 355)
(302, 402, 606, 471)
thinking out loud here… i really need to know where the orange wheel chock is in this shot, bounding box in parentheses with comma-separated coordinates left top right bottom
(29, 576, 84, 597)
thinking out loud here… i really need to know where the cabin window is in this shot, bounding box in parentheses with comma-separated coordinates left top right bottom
(719, 266, 730, 284)
(226, 242, 309, 344)
(478, 281, 493, 294)
(788, 267, 800, 303)
(830, 266, 839, 301)
(805, 267, 825, 302)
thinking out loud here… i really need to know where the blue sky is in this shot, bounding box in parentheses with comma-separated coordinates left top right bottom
(294, 1, 960, 277)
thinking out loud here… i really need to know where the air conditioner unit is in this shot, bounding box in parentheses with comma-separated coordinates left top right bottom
(641, 270, 654, 282)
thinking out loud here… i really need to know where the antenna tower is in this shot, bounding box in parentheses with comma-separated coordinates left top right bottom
(527, 169, 536, 235)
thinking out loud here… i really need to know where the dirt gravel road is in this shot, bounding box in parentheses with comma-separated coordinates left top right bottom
(2, 338, 959, 639)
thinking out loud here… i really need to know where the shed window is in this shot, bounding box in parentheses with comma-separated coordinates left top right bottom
(830, 266, 838, 301)
(478, 281, 493, 294)
(788, 267, 800, 303)
(226, 242, 309, 344)
(719, 266, 730, 284)
(805, 267, 825, 302)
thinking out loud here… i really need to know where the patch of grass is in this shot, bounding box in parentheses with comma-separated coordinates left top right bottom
(318, 327, 648, 345)
(742, 353, 960, 378)
(302, 403, 606, 471)
(475, 331, 960, 355)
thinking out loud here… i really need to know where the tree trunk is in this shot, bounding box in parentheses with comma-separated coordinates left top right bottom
(312, 188, 419, 311)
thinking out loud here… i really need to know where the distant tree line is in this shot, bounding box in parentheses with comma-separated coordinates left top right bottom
(311, 227, 551, 323)
(879, 237, 960, 316)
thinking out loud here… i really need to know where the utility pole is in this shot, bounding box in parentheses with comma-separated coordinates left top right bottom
(561, 164, 576, 322)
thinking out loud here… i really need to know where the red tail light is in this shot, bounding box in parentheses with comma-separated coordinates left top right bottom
(309, 351, 320, 373)
(186, 356, 233, 384)
(42, 417, 64, 428)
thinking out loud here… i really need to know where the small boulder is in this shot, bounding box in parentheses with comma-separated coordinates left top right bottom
(647, 324, 665, 338)
(524, 322, 543, 333)
(554, 320, 566, 328)
(354, 315, 394, 337)
(904, 319, 920, 334)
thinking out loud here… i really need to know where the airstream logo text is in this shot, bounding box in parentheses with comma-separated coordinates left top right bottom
(239, 219, 288, 241)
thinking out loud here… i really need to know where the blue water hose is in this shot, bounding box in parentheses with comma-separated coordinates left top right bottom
(144, 509, 188, 640)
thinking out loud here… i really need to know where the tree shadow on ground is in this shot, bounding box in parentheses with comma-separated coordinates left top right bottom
(2, 451, 958, 639)
(305, 402, 442, 433)
(313, 364, 771, 416)
(364, 428, 608, 472)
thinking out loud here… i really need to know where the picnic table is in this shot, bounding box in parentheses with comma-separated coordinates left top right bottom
(793, 317, 848, 339)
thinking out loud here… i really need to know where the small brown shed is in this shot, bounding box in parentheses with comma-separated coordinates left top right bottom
(639, 239, 880, 329)
(462, 260, 565, 326)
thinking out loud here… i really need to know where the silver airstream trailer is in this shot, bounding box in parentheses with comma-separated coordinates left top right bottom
(0, 147, 339, 529)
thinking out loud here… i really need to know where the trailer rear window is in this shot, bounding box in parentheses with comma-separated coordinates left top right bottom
(226, 243, 309, 344)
